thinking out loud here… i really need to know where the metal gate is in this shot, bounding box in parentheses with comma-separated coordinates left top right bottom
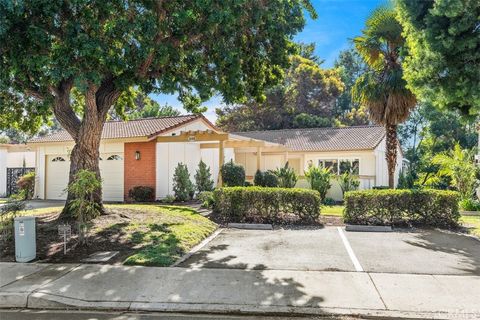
(6, 167, 35, 196)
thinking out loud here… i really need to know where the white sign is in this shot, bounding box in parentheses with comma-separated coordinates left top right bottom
(18, 222, 25, 236)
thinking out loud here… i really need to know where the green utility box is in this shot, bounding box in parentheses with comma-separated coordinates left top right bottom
(14, 216, 36, 262)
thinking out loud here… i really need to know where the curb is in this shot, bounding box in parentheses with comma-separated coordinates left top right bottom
(1, 296, 477, 320)
(345, 225, 392, 232)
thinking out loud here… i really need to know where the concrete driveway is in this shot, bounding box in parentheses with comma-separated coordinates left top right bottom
(178, 226, 480, 276)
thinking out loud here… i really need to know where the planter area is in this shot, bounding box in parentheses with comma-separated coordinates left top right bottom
(0, 204, 216, 266)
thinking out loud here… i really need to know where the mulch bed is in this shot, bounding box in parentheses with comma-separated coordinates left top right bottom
(0, 208, 155, 264)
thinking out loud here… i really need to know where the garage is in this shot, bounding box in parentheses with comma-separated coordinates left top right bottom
(99, 153, 124, 202)
(45, 153, 124, 201)
(45, 155, 70, 200)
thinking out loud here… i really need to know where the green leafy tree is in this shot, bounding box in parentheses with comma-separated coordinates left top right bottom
(396, 0, 480, 115)
(352, 6, 416, 188)
(334, 48, 370, 126)
(0, 1, 314, 218)
(272, 162, 298, 188)
(67, 170, 102, 244)
(432, 144, 477, 200)
(216, 54, 344, 131)
(305, 165, 331, 202)
(173, 163, 194, 202)
(194, 160, 214, 193)
(108, 88, 180, 120)
(400, 103, 477, 187)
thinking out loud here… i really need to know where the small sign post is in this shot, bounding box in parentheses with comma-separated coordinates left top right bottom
(57, 224, 72, 254)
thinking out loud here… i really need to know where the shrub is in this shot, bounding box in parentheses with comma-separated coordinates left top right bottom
(161, 194, 175, 204)
(272, 162, 298, 188)
(221, 160, 245, 187)
(173, 163, 194, 201)
(244, 181, 253, 187)
(16, 172, 35, 200)
(344, 189, 460, 227)
(198, 191, 215, 209)
(263, 171, 279, 187)
(323, 197, 336, 206)
(213, 187, 321, 224)
(67, 170, 102, 244)
(305, 166, 331, 202)
(0, 200, 26, 240)
(254, 170, 264, 186)
(459, 198, 480, 211)
(129, 186, 155, 202)
(195, 160, 214, 193)
(337, 172, 360, 196)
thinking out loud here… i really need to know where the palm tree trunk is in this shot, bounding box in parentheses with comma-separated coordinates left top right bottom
(385, 124, 398, 188)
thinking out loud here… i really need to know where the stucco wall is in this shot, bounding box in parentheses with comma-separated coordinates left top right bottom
(234, 149, 378, 201)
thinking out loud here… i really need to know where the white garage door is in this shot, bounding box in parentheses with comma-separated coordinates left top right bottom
(45, 153, 124, 201)
(46, 155, 70, 200)
(99, 153, 124, 202)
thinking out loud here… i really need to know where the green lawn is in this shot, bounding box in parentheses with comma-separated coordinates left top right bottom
(460, 215, 480, 238)
(322, 205, 344, 217)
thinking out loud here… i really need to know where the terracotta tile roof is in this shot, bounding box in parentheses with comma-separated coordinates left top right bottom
(233, 126, 386, 151)
(29, 115, 201, 143)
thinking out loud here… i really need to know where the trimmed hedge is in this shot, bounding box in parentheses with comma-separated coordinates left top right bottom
(344, 189, 460, 227)
(213, 187, 320, 224)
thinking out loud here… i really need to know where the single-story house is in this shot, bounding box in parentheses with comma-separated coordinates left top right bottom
(28, 114, 402, 202)
(0, 144, 36, 197)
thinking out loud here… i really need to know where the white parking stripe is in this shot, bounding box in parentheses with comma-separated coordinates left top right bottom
(337, 227, 364, 272)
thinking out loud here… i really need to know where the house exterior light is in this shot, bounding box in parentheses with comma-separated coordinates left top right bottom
(135, 151, 141, 160)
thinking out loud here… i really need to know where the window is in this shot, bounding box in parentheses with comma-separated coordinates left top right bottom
(106, 155, 123, 161)
(318, 159, 338, 173)
(339, 159, 360, 175)
(51, 156, 66, 162)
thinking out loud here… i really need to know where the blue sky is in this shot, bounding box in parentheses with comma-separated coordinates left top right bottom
(151, 0, 383, 122)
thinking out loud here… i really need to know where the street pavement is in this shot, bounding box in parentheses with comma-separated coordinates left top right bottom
(1, 226, 480, 319)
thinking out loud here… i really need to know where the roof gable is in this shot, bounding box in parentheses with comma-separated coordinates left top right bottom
(233, 126, 386, 152)
(29, 115, 216, 143)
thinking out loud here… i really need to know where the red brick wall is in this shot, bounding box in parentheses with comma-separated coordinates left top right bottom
(124, 141, 156, 200)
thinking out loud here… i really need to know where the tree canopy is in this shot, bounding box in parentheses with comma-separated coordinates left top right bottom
(216, 53, 344, 131)
(0, 0, 315, 216)
(396, 0, 480, 115)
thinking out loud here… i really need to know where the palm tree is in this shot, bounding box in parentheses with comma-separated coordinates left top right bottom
(352, 6, 416, 188)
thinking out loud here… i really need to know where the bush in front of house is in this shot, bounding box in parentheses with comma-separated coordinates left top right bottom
(195, 160, 214, 193)
(0, 199, 26, 240)
(198, 191, 215, 209)
(459, 198, 480, 211)
(220, 160, 245, 187)
(343, 189, 460, 227)
(213, 187, 321, 224)
(173, 163, 194, 201)
(254, 170, 278, 187)
(305, 165, 331, 202)
(337, 171, 360, 196)
(15, 171, 35, 200)
(272, 162, 297, 188)
(129, 186, 155, 202)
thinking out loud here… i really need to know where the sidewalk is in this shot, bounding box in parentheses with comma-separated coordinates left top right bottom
(1, 262, 479, 319)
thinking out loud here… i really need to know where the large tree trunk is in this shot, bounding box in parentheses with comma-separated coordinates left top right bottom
(385, 123, 398, 189)
(53, 80, 119, 220)
(61, 121, 105, 219)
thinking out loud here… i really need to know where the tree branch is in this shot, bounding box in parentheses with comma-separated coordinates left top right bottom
(53, 78, 81, 140)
